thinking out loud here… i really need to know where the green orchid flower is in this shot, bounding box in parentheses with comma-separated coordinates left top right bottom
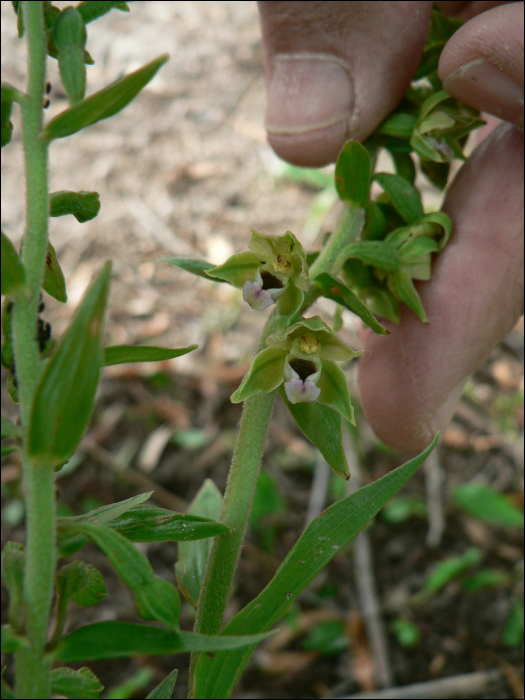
(231, 316, 362, 424)
(206, 230, 309, 316)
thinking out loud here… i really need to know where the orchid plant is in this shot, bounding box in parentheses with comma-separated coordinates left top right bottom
(1, 3, 484, 699)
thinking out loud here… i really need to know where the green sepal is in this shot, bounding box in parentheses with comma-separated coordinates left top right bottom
(280, 388, 349, 480)
(50, 190, 101, 223)
(313, 273, 389, 335)
(158, 257, 226, 282)
(176, 479, 223, 608)
(206, 251, 260, 288)
(1, 542, 25, 629)
(56, 560, 108, 608)
(276, 283, 303, 325)
(387, 269, 428, 323)
(52, 7, 87, 106)
(27, 262, 111, 465)
(50, 666, 104, 700)
(104, 344, 197, 366)
(267, 316, 361, 362)
(374, 173, 424, 224)
(146, 669, 179, 700)
(317, 359, 355, 425)
(334, 140, 370, 206)
(43, 240, 68, 303)
(40, 54, 169, 142)
(230, 347, 287, 403)
(1, 230, 28, 299)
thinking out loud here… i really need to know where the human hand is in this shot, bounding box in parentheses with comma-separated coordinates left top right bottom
(258, 1, 524, 450)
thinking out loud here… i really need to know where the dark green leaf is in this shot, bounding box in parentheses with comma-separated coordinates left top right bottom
(420, 159, 450, 190)
(57, 561, 108, 608)
(176, 479, 223, 608)
(53, 7, 87, 105)
(1, 445, 17, 458)
(192, 436, 439, 698)
(27, 262, 111, 465)
(1, 625, 29, 653)
(302, 620, 347, 655)
(109, 503, 229, 542)
(54, 621, 274, 661)
(1, 230, 28, 299)
(374, 173, 423, 224)
(1, 416, 19, 440)
(1, 82, 24, 103)
(344, 241, 400, 271)
(314, 273, 389, 335)
(1, 96, 14, 147)
(40, 54, 169, 142)
(77, 1, 130, 25)
(502, 600, 524, 647)
(104, 344, 197, 366)
(390, 151, 416, 186)
(376, 113, 417, 139)
(453, 484, 523, 528)
(146, 669, 178, 700)
(387, 269, 427, 323)
(50, 666, 104, 700)
(157, 257, 225, 282)
(43, 240, 68, 303)
(280, 388, 349, 480)
(334, 140, 370, 206)
(50, 190, 101, 223)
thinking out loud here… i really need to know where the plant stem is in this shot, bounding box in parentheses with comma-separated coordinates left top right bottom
(13, 4, 55, 698)
(190, 201, 365, 693)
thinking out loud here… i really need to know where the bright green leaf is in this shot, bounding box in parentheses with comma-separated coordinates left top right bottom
(50, 190, 101, 223)
(40, 54, 169, 142)
(146, 669, 178, 700)
(53, 7, 87, 106)
(374, 173, 424, 224)
(176, 479, 224, 608)
(27, 262, 111, 465)
(206, 251, 260, 288)
(415, 547, 482, 604)
(50, 666, 104, 700)
(43, 240, 68, 303)
(104, 344, 197, 366)
(231, 347, 287, 403)
(192, 435, 439, 698)
(453, 484, 524, 528)
(1, 230, 28, 299)
(334, 140, 370, 206)
(317, 359, 355, 425)
(376, 113, 417, 139)
(54, 621, 274, 661)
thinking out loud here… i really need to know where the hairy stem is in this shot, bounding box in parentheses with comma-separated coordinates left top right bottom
(13, 4, 55, 698)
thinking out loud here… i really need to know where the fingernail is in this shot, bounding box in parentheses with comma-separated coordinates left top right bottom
(265, 53, 354, 136)
(443, 58, 524, 129)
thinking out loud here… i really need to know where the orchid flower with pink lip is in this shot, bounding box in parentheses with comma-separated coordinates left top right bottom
(231, 316, 362, 424)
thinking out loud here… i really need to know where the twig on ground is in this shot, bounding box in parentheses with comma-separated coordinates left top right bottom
(305, 454, 330, 526)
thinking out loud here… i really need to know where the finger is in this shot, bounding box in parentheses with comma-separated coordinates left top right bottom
(258, 1, 433, 166)
(358, 122, 524, 451)
(438, 2, 524, 128)
(435, 2, 512, 21)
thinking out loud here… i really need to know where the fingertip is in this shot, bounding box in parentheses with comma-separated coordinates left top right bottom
(267, 120, 349, 167)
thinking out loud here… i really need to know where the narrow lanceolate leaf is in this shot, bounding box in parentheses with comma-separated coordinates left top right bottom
(27, 262, 111, 465)
(147, 669, 179, 700)
(50, 666, 104, 700)
(388, 269, 428, 323)
(314, 273, 389, 336)
(68, 521, 181, 629)
(158, 257, 226, 282)
(280, 388, 349, 480)
(109, 503, 230, 542)
(453, 484, 524, 528)
(54, 621, 275, 661)
(40, 54, 169, 142)
(334, 140, 370, 206)
(1, 230, 28, 299)
(52, 7, 87, 106)
(43, 240, 67, 303)
(50, 190, 101, 223)
(176, 479, 224, 608)
(192, 435, 439, 699)
(104, 344, 197, 366)
(374, 173, 424, 224)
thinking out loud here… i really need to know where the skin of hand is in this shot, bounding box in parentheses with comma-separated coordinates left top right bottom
(257, 0, 524, 450)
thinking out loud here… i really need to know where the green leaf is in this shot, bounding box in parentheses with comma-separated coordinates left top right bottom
(374, 173, 423, 224)
(53, 7, 87, 106)
(50, 666, 104, 700)
(1, 230, 28, 299)
(1, 542, 25, 628)
(334, 140, 370, 206)
(54, 621, 274, 661)
(43, 240, 67, 303)
(230, 347, 287, 403)
(104, 344, 197, 366)
(387, 269, 427, 323)
(50, 190, 101, 223)
(314, 273, 389, 335)
(1, 82, 24, 104)
(280, 388, 349, 481)
(158, 257, 226, 282)
(57, 561, 108, 608)
(1, 416, 19, 440)
(176, 479, 223, 608)
(453, 484, 524, 528)
(206, 252, 260, 288)
(462, 569, 507, 592)
(147, 669, 178, 700)
(1, 625, 29, 653)
(109, 503, 229, 542)
(192, 435, 439, 698)
(1, 95, 14, 147)
(40, 54, 169, 142)
(420, 159, 450, 190)
(502, 599, 524, 647)
(390, 151, 416, 186)
(77, 1, 130, 25)
(302, 620, 347, 655)
(344, 241, 400, 271)
(376, 113, 417, 139)
(64, 521, 181, 629)
(27, 262, 111, 465)
(316, 359, 354, 425)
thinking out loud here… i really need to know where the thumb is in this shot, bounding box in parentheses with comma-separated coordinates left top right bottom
(438, 2, 524, 129)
